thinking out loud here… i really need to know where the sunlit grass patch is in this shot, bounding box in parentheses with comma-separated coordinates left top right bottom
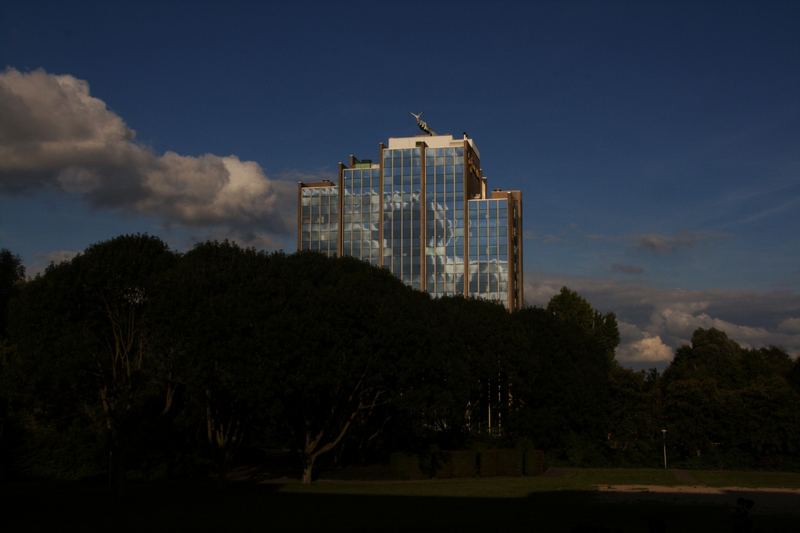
(550, 467, 682, 487)
(690, 470, 800, 488)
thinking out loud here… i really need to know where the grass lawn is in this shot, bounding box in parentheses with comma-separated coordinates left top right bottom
(690, 469, 800, 488)
(280, 467, 800, 498)
(278, 469, 673, 498)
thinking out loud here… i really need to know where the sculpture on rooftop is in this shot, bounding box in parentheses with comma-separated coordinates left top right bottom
(410, 112, 437, 136)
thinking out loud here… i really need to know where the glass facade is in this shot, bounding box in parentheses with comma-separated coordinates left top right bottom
(425, 147, 465, 297)
(382, 148, 422, 290)
(299, 185, 338, 256)
(297, 134, 522, 310)
(342, 167, 381, 266)
(468, 198, 510, 307)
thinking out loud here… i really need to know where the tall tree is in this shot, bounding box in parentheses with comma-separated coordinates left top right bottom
(605, 366, 660, 465)
(661, 328, 800, 466)
(9, 235, 175, 487)
(273, 253, 425, 483)
(149, 241, 282, 479)
(0, 249, 24, 480)
(0, 248, 25, 339)
(403, 296, 505, 443)
(547, 287, 619, 362)
(509, 288, 619, 462)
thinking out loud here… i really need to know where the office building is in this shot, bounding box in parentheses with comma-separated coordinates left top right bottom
(298, 127, 523, 310)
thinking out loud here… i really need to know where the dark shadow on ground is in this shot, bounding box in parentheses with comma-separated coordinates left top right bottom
(2, 481, 798, 532)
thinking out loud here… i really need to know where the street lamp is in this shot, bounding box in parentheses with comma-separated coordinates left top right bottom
(661, 428, 668, 470)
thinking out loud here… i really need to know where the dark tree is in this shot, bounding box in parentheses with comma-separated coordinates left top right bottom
(7, 233, 800, 482)
(661, 376, 725, 461)
(605, 366, 660, 465)
(0, 249, 25, 480)
(660, 328, 800, 466)
(509, 289, 619, 463)
(150, 241, 283, 479)
(0, 248, 25, 339)
(8, 235, 176, 487)
(547, 287, 619, 363)
(398, 296, 509, 446)
(273, 253, 427, 483)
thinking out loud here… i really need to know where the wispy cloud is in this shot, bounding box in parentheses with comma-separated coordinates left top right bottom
(611, 263, 644, 275)
(545, 229, 723, 257)
(635, 230, 717, 253)
(524, 223, 580, 244)
(0, 68, 295, 247)
(702, 181, 800, 230)
(732, 195, 800, 227)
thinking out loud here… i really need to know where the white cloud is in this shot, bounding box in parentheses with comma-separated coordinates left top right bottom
(651, 307, 796, 351)
(615, 320, 675, 364)
(617, 335, 674, 363)
(525, 273, 800, 366)
(523, 280, 563, 306)
(0, 68, 295, 245)
(778, 317, 800, 334)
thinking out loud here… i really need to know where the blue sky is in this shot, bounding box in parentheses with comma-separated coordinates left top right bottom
(1, 1, 798, 365)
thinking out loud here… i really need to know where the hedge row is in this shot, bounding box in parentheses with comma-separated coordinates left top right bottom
(390, 449, 546, 479)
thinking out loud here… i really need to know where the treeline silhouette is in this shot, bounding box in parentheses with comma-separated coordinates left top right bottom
(1, 235, 799, 486)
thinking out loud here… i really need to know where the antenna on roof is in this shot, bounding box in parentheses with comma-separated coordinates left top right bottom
(410, 112, 437, 136)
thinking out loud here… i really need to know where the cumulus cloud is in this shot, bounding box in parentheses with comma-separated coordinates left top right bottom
(618, 337, 674, 363)
(525, 273, 800, 367)
(615, 321, 673, 363)
(650, 307, 800, 351)
(0, 68, 295, 245)
(777, 317, 800, 334)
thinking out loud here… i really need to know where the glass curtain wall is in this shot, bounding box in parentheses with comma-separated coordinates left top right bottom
(342, 167, 381, 266)
(425, 147, 465, 297)
(468, 198, 509, 307)
(299, 186, 339, 256)
(382, 148, 422, 289)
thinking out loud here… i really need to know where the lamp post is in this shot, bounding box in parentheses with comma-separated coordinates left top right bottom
(661, 428, 668, 470)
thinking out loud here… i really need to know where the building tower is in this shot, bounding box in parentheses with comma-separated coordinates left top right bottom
(298, 127, 523, 310)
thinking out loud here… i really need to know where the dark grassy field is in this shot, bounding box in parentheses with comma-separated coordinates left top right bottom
(3, 469, 800, 532)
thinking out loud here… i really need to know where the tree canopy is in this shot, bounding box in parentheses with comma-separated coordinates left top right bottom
(2, 237, 799, 484)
